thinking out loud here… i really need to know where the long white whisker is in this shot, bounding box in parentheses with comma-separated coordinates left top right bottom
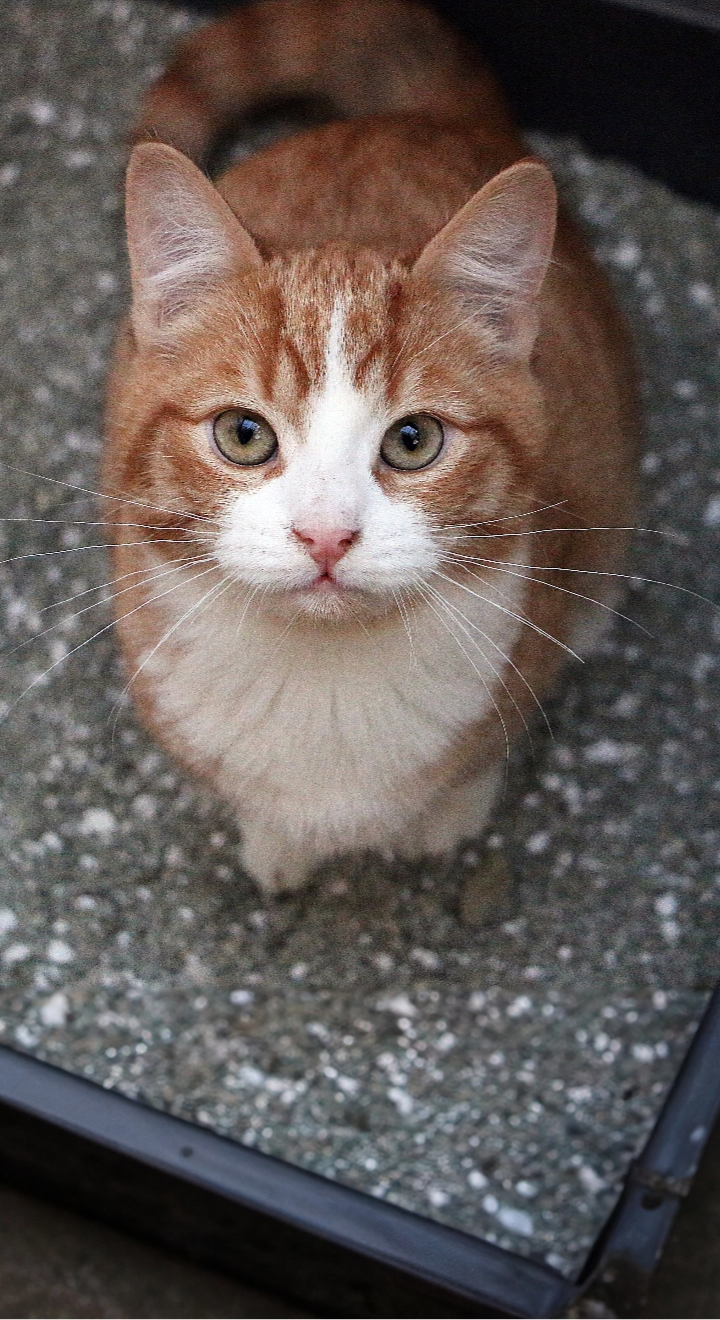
(423, 581, 539, 748)
(40, 553, 199, 612)
(3, 556, 215, 660)
(417, 584, 510, 768)
(112, 569, 233, 721)
(0, 537, 209, 569)
(445, 555, 651, 637)
(447, 553, 717, 613)
(2, 562, 220, 721)
(431, 569, 582, 662)
(0, 461, 215, 522)
(438, 525, 672, 542)
(392, 587, 418, 669)
(424, 580, 552, 741)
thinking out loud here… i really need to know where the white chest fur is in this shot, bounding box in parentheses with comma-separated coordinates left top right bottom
(138, 558, 526, 866)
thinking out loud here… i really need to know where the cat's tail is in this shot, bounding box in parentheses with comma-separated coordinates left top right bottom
(132, 0, 515, 164)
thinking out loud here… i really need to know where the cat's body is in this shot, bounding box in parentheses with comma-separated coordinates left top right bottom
(105, 0, 639, 893)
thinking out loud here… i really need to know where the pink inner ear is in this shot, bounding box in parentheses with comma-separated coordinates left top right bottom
(126, 143, 262, 342)
(412, 160, 557, 358)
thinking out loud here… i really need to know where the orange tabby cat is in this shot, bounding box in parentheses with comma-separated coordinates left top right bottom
(104, 0, 639, 894)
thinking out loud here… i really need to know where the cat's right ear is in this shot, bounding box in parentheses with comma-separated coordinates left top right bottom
(125, 143, 262, 346)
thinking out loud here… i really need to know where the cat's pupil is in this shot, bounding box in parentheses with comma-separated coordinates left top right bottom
(400, 424, 420, 451)
(237, 418, 258, 445)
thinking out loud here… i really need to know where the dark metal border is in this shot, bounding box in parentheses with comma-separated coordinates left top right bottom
(0, 1044, 573, 1319)
(575, 984, 720, 1317)
(1, 986, 720, 1316)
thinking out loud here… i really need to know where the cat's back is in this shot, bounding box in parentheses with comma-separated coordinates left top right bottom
(216, 114, 521, 258)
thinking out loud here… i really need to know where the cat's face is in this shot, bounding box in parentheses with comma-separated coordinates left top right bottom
(113, 146, 555, 624)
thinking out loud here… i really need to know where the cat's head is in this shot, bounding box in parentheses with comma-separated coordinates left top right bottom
(114, 144, 556, 622)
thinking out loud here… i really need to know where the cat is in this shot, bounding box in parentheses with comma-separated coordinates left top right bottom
(104, 0, 640, 895)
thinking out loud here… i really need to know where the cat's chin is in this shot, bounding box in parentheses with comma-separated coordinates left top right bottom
(261, 581, 395, 624)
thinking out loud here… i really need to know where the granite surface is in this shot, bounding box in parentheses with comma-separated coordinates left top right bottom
(1, 0, 719, 1278)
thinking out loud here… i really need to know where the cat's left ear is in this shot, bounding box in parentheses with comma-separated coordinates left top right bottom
(125, 143, 262, 346)
(413, 160, 557, 361)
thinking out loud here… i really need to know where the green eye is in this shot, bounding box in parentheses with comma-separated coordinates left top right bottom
(213, 409, 278, 466)
(380, 414, 444, 471)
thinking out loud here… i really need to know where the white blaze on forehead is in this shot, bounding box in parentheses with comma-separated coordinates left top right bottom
(284, 299, 381, 530)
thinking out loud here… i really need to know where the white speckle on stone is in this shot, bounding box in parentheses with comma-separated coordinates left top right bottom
(132, 794, 157, 821)
(388, 1086, 414, 1116)
(78, 808, 116, 840)
(26, 98, 56, 125)
(336, 1075, 359, 1096)
(0, 162, 19, 187)
(468, 1169, 489, 1190)
(567, 1085, 593, 1104)
(578, 1165, 607, 1194)
(507, 995, 533, 1018)
(632, 1043, 656, 1063)
(482, 1194, 499, 1214)
(427, 1187, 450, 1208)
(468, 991, 486, 1011)
(290, 962, 307, 981)
(654, 893, 678, 917)
(584, 739, 640, 765)
(689, 281, 714, 306)
(371, 952, 395, 973)
(377, 993, 416, 1017)
(39, 991, 70, 1028)
(411, 947, 440, 970)
(238, 1065, 265, 1087)
(15, 1024, 39, 1048)
(229, 989, 254, 1006)
(436, 1031, 456, 1052)
(704, 496, 720, 527)
(46, 939, 74, 964)
(497, 1205, 534, 1236)
(661, 919, 681, 942)
(652, 990, 668, 1010)
(2, 942, 30, 965)
(0, 909, 17, 938)
(673, 378, 698, 399)
(526, 831, 550, 855)
(558, 945, 573, 961)
(64, 148, 96, 170)
(516, 1180, 538, 1199)
(74, 894, 96, 910)
(609, 240, 641, 268)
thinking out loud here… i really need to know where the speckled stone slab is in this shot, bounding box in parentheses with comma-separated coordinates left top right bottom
(1, 0, 719, 1278)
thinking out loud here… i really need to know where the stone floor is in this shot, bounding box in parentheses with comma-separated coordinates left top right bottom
(0, 1119, 719, 1318)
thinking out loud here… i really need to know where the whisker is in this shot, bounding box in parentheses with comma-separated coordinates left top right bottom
(431, 568, 582, 662)
(40, 553, 198, 612)
(417, 583, 510, 768)
(438, 525, 673, 542)
(0, 537, 209, 569)
(112, 568, 232, 722)
(2, 562, 220, 722)
(444, 555, 651, 636)
(392, 587, 418, 669)
(424, 580, 552, 742)
(424, 582, 534, 747)
(446, 554, 717, 612)
(0, 461, 216, 523)
(433, 501, 569, 532)
(2, 556, 214, 660)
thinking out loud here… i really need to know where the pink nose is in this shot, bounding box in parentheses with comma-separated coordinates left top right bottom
(292, 525, 358, 575)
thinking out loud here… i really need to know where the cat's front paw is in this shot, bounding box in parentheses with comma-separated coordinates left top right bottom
(240, 826, 315, 896)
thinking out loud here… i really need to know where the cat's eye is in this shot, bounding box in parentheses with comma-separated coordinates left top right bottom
(380, 414, 444, 471)
(213, 409, 278, 466)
